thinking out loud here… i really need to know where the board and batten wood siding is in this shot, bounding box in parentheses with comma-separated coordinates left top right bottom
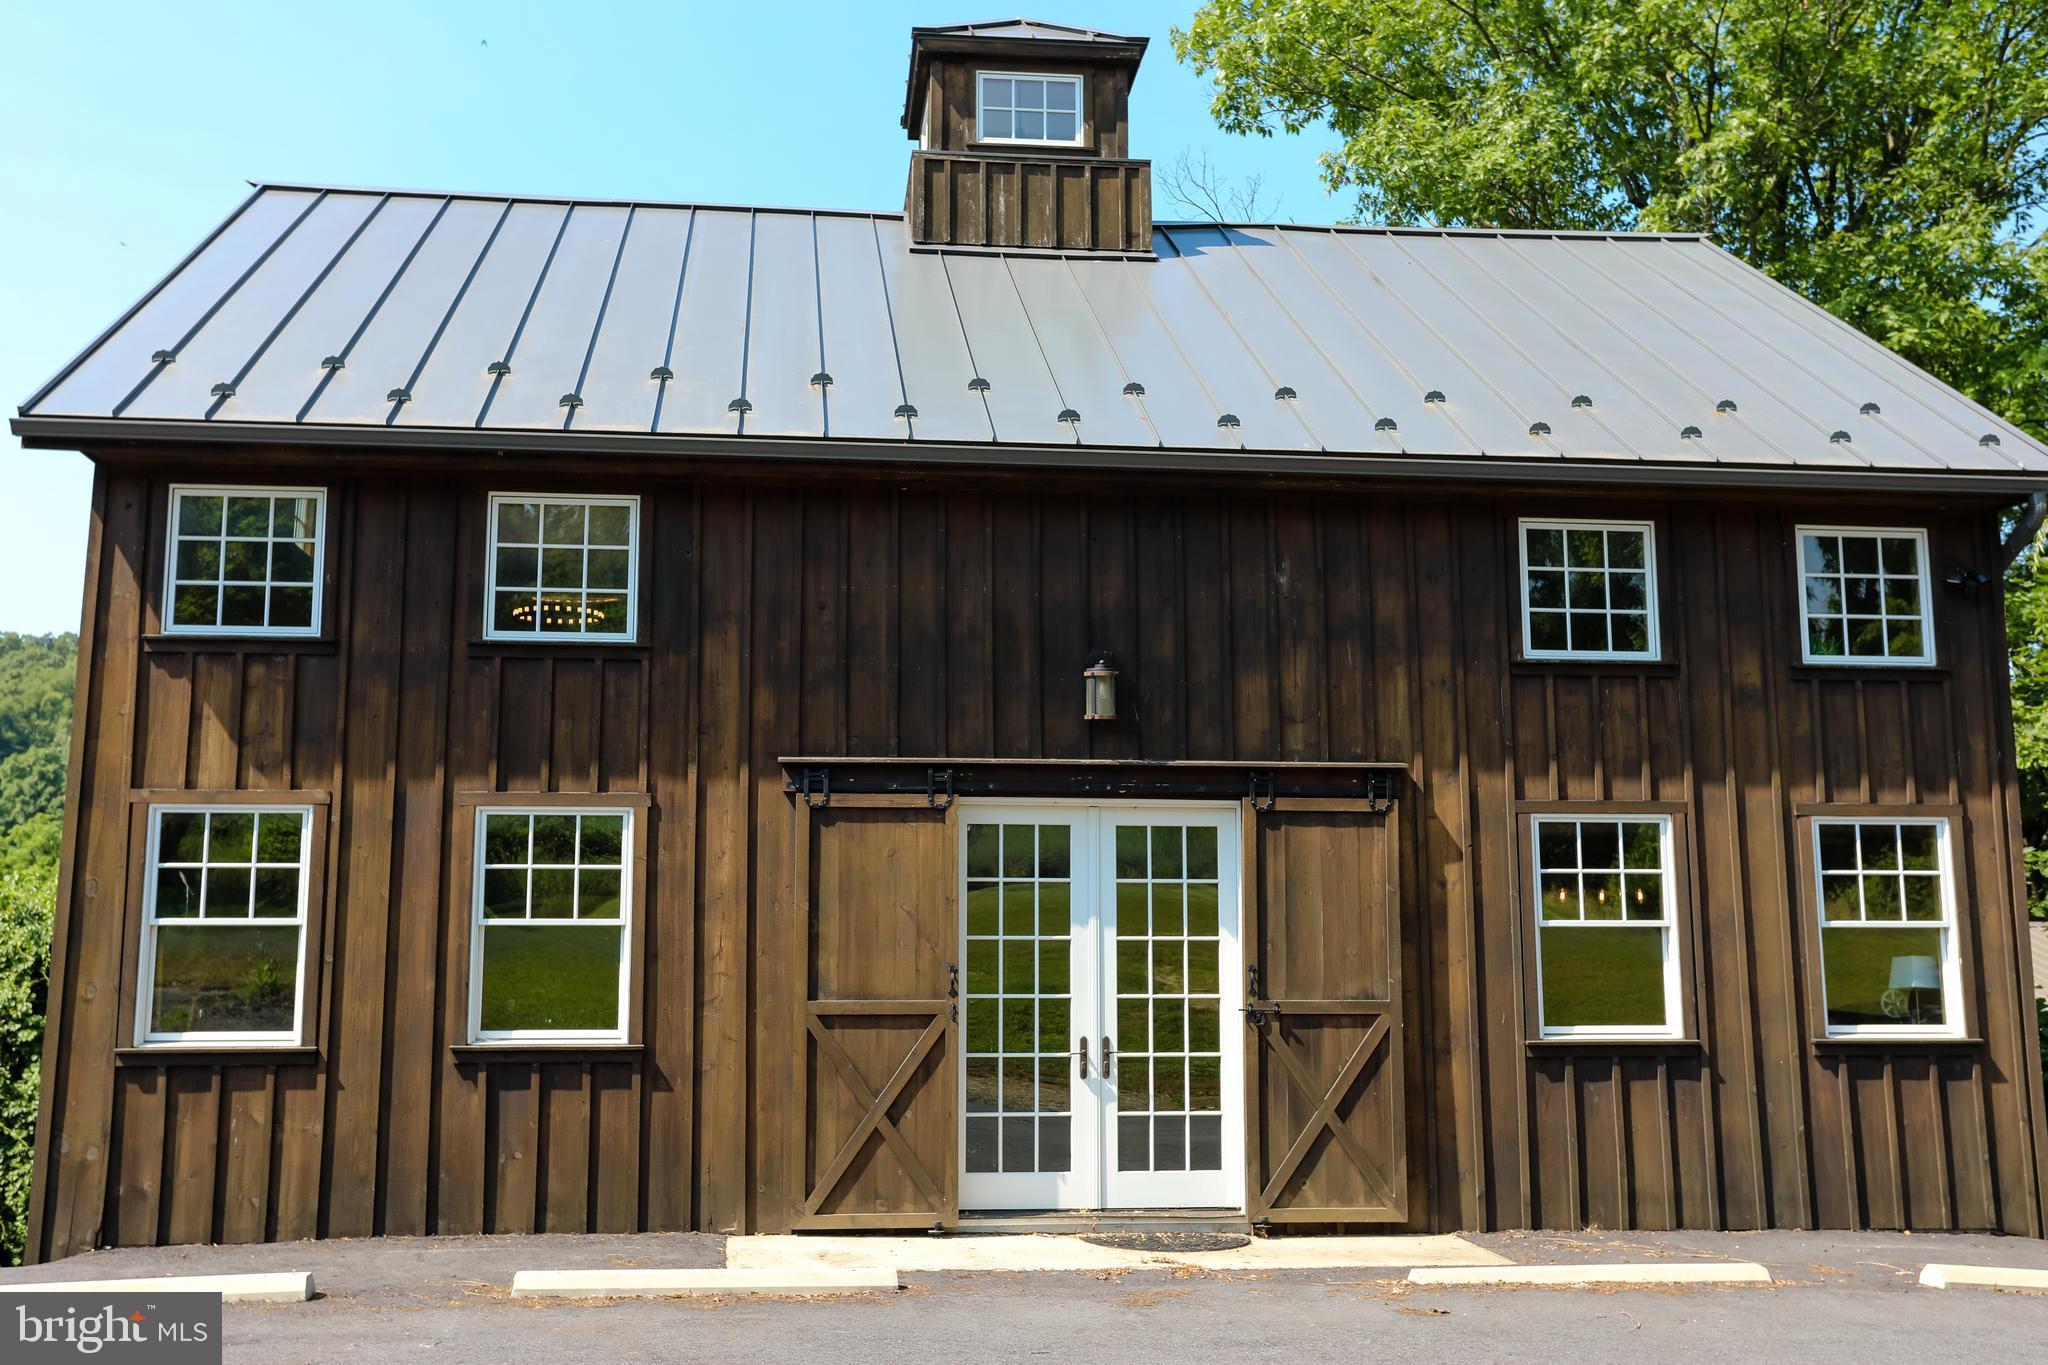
(26, 458, 2048, 1259)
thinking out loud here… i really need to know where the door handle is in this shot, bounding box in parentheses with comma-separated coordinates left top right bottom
(1074, 1035, 1091, 1078)
(1101, 1035, 1114, 1078)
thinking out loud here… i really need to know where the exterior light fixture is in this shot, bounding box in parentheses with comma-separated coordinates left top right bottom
(1083, 651, 1118, 721)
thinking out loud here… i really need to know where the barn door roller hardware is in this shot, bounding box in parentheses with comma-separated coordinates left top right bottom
(790, 765, 831, 808)
(1363, 771, 1396, 815)
(926, 766, 954, 809)
(1248, 771, 1276, 812)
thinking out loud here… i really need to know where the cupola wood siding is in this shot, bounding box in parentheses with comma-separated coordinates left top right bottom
(902, 19, 1152, 254)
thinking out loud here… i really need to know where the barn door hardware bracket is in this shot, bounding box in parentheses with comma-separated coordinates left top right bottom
(1251, 1216, 1273, 1238)
(1244, 963, 1279, 1027)
(1363, 771, 1396, 814)
(1248, 771, 1276, 812)
(946, 962, 959, 1021)
(926, 766, 954, 809)
(790, 765, 831, 808)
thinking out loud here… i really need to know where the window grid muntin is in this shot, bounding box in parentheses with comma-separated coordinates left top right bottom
(469, 807, 634, 1041)
(1811, 817, 1959, 1035)
(1518, 519, 1658, 660)
(976, 70, 1084, 145)
(1530, 815, 1679, 1038)
(1796, 526, 1934, 665)
(484, 493, 639, 641)
(1114, 823, 1226, 1175)
(139, 805, 312, 1044)
(963, 821, 1074, 1177)
(163, 485, 325, 637)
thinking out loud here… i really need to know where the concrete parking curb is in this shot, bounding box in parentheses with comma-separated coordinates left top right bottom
(510, 1268, 901, 1298)
(1919, 1264, 2048, 1292)
(0, 1272, 314, 1303)
(1408, 1263, 1772, 1287)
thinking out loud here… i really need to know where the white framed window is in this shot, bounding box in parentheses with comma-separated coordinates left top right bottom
(1531, 815, 1681, 1038)
(485, 494, 639, 641)
(1796, 526, 1934, 665)
(1518, 519, 1658, 660)
(1812, 818, 1961, 1037)
(163, 485, 325, 636)
(469, 807, 633, 1042)
(138, 805, 313, 1045)
(976, 71, 1084, 145)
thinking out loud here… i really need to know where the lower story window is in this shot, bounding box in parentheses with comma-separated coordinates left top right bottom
(140, 805, 312, 1044)
(1813, 818, 1959, 1035)
(1532, 815, 1680, 1037)
(470, 807, 633, 1041)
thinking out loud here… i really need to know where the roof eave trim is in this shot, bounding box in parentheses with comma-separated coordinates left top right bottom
(14, 415, 2046, 497)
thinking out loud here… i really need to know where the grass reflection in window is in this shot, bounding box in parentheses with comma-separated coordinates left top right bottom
(1532, 816, 1678, 1036)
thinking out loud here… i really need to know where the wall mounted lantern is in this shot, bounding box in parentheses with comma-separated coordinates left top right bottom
(1083, 651, 1118, 721)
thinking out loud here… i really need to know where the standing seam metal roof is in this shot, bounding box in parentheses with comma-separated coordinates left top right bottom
(16, 184, 2048, 482)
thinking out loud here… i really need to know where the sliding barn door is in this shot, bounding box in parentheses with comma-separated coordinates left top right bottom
(795, 795, 958, 1230)
(1243, 797, 1407, 1224)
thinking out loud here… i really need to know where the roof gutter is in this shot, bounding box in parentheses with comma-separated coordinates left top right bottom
(2001, 491, 2048, 566)
(13, 414, 2048, 498)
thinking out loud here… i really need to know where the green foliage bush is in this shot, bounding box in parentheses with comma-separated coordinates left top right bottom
(0, 634, 72, 1263)
(0, 868, 53, 1267)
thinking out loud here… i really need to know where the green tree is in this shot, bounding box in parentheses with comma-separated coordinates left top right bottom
(0, 868, 53, 1266)
(0, 634, 75, 876)
(1178, 0, 2048, 912)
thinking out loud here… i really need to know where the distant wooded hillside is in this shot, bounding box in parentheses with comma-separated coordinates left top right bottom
(0, 634, 74, 878)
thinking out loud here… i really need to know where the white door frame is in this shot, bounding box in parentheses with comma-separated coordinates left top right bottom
(957, 799, 1245, 1212)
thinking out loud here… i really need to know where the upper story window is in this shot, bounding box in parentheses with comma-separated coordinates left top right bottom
(1797, 526, 1933, 665)
(139, 805, 313, 1045)
(486, 494, 638, 641)
(1518, 519, 1658, 660)
(470, 807, 634, 1042)
(1812, 818, 1960, 1036)
(164, 486, 325, 636)
(977, 71, 1083, 145)
(1531, 815, 1680, 1038)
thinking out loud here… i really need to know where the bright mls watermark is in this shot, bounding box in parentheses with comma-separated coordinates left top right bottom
(6, 1292, 220, 1362)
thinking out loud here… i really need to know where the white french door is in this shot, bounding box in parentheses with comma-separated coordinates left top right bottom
(957, 802, 1244, 1211)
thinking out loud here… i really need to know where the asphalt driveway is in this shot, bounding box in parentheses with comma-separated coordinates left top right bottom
(2, 1228, 2043, 1363)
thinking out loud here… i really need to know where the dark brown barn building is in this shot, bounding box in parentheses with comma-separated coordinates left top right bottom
(13, 20, 2048, 1261)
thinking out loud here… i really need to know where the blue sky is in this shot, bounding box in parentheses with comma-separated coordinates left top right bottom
(0, 1, 1341, 634)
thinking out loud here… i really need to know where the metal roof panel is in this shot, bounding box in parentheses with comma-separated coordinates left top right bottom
(653, 208, 753, 436)
(1002, 256, 1157, 447)
(570, 205, 694, 433)
(20, 184, 2047, 486)
(870, 221, 991, 442)
(296, 196, 507, 425)
(942, 252, 1074, 444)
(814, 214, 913, 440)
(124, 192, 381, 421)
(394, 201, 570, 428)
(479, 204, 632, 430)
(738, 210, 827, 438)
(224, 194, 446, 422)
(34, 189, 321, 417)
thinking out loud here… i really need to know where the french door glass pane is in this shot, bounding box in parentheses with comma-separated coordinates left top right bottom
(963, 822, 1074, 1174)
(1115, 823, 1225, 1173)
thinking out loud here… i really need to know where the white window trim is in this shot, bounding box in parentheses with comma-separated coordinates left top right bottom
(1516, 518, 1661, 662)
(1812, 817, 1964, 1039)
(482, 493, 641, 643)
(161, 484, 327, 638)
(1794, 524, 1936, 667)
(467, 805, 635, 1044)
(975, 70, 1086, 147)
(135, 804, 314, 1047)
(1531, 814, 1683, 1039)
